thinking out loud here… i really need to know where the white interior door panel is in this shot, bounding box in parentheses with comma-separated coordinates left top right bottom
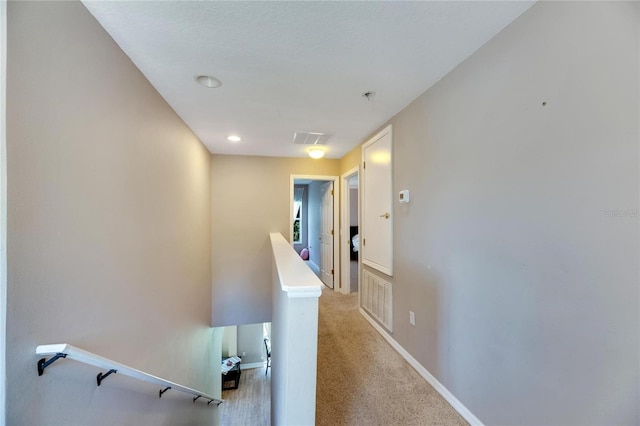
(320, 182, 334, 288)
(361, 125, 393, 276)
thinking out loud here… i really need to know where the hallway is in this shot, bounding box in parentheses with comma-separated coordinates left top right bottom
(316, 287, 467, 425)
(220, 287, 466, 425)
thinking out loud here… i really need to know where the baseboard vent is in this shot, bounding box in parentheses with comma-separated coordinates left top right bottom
(361, 269, 392, 331)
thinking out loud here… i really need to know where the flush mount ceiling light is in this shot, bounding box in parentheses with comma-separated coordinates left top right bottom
(194, 75, 222, 88)
(227, 135, 242, 142)
(308, 148, 325, 159)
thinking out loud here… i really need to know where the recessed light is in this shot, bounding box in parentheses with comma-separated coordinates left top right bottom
(308, 148, 325, 159)
(194, 75, 222, 88)
(227, 135, 242, 142)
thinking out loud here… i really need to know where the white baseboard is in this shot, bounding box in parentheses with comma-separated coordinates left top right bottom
(241, 362, 266, 370)
(358, 308, 484, 426)
(306, 260, 320, 275)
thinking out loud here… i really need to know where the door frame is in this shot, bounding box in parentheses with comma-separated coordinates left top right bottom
(290, 175, 340, 290)
(340, 167, 360, 295)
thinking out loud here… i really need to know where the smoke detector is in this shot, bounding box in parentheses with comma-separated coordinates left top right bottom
(362, 91, 375, 102)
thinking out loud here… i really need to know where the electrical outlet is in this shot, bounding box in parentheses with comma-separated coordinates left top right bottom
(409, 311, 415, 326)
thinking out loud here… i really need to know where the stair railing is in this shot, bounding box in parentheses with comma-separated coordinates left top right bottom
(36, 343, 223, 406)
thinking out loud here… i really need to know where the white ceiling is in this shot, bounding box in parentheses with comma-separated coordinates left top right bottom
(83, 1, 534, 159)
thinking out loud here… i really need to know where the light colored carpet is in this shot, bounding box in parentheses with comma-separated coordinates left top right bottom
(316, 287, 468, 426)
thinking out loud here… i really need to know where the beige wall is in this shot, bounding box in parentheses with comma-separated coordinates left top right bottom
(345, 2, 639, 424)
(211, 155, 339, 326)
(7, 2, 217, 424)
(340, 144, 360, 174)
(237, 323, 265, 364)
(220, 326, 238, 358)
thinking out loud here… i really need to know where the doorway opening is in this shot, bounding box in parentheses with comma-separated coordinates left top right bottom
(340, 167, 360, 296)
(290, 175, 340, 290)
(216, 322, 271, 425)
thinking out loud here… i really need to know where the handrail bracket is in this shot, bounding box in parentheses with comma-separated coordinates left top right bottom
(37, 353, 67, 376)
(97, 369, 117, 386)
(159, 386, 171, 398)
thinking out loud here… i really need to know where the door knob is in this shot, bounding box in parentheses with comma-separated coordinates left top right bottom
(379, 213, 390, 219)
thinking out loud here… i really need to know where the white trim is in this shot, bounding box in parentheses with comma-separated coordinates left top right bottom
(290, 174, 340, 291)
(270, 233, 322, 299)
(360, 125, 393, 276)
(359, 308, 484, 426)
(306, 259, 320, 276)
(340, 166, 359, 295)
(240, 362, 266, 370)
(0, 1, 7, 422)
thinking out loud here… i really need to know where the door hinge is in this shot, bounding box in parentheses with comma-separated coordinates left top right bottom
(331, 190, 334, 196)
(331, 229, 334, 235)
(331, 269, 334, 275)
(363, 238, 366, 246)
(363, 161, 366, 169)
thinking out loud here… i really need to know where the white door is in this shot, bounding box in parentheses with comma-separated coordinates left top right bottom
(320, 182, 334, 288)
(362, 125, 393, 276)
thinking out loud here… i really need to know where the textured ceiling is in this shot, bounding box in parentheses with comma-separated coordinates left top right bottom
(83, 1, 535, 159)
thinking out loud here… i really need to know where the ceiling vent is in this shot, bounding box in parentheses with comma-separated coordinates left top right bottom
(293, 132, 331, 145)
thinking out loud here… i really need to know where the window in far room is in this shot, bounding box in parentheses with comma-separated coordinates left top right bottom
(293, 187, 304, 243)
